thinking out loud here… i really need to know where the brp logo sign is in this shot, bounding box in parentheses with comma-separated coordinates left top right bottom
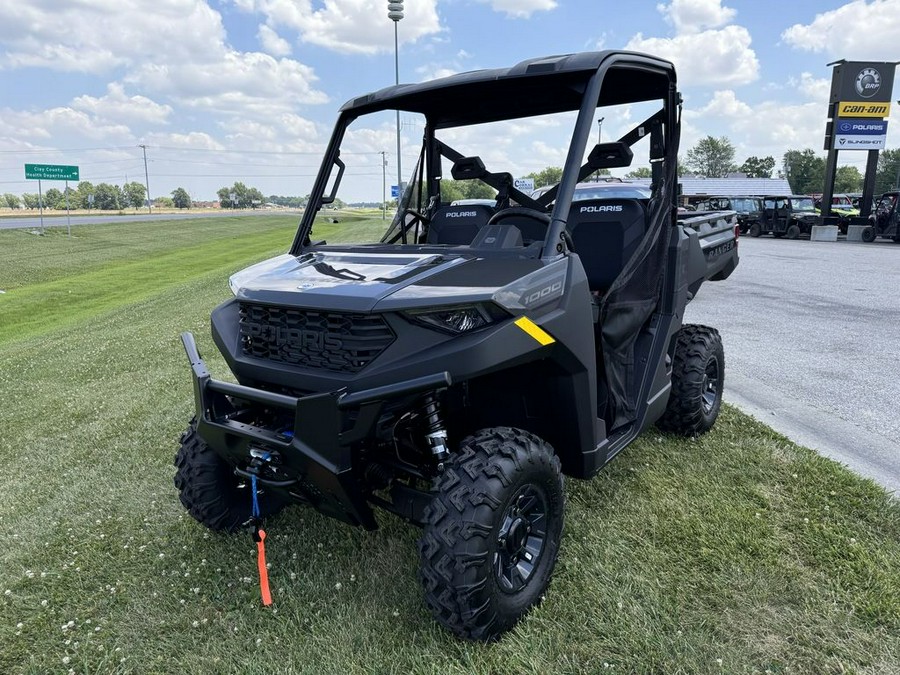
(855, 68, 882, 98)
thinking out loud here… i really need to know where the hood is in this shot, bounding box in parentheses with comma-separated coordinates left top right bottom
(229, 250, 548, 313)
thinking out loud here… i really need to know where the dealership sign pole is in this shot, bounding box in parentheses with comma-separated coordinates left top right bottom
(24, 163, 80, 236)
(822, 60, 897, 220)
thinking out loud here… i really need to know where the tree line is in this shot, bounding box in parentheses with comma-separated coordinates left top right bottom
(2, 182, 198, 210)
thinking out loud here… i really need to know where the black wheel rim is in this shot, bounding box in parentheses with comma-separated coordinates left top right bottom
(494, 485, 548, 594)
(701, 355, 720, 415)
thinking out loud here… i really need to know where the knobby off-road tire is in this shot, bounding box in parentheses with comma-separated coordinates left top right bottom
(418, 427, 564, 641)
(861, 226, 876, 243)
(748, 222, 762, 238)
(786, 223, 801, 239)
(174, 421, 286, 532)
(657, 325, 724, 436)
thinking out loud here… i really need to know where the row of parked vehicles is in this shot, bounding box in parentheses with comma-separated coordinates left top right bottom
(687, 192, 900, 242)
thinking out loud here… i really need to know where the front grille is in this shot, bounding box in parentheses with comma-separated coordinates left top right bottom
(239, 303, 395, 374)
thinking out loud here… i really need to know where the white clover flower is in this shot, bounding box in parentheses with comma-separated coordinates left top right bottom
(62, 656, 70, 665)
(192, 620, 199, 628)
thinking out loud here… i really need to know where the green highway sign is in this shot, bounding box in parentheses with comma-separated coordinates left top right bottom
(25, 163, 80, 181)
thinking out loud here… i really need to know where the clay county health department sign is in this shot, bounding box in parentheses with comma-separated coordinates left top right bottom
(24, 164, 80, 181)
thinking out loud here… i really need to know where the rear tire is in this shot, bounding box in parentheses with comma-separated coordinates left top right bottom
(748, 222, 761, 238)
(861, 226, 876, 243)
(174, 421, 286, 532)
(657, 325, 724, 436)
(419, 427, 564, 641)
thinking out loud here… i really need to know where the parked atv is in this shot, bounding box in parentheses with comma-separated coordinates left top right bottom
(863, 191, 900, 242)
(758, 195, 819, 239)
(174, 50, 739, 641)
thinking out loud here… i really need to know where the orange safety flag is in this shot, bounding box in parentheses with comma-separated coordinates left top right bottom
(255, 528, 273, 606)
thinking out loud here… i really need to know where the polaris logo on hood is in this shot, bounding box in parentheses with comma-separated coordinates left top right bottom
(580, 205, 623, 213)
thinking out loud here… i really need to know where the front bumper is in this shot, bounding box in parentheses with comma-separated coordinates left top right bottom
(181, 332, 450, 530)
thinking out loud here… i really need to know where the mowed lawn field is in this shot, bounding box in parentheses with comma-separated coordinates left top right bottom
(1, 214, 899, 674)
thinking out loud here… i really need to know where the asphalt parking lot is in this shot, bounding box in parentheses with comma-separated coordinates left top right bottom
(686, 235, 900, 495)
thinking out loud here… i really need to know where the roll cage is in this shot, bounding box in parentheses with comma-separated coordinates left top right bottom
(290, 50, 679, 259)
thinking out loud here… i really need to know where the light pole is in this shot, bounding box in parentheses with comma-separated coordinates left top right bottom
(597, 117, 605, 143)
(388, 1, 403, 197)
(381, 151, 387, 219)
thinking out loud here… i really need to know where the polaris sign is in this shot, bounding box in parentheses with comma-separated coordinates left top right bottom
(834, 118, 889, 150)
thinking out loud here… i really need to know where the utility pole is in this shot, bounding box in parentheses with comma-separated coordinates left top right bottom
(598, 117, 605, 143)
(388, 2, 404, 197)
(381, 151, 387, 219)
(139, 144, 152, 214)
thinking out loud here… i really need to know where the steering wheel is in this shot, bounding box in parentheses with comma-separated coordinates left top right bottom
(487, 207, 551, 245)
(400, 207, 429, 243)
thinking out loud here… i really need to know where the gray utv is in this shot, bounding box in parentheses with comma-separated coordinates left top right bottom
(175, 50, 739, 640)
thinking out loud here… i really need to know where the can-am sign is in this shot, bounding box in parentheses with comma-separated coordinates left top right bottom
(833, 118, 889, 151)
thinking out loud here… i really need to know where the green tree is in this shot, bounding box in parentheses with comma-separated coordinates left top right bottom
(782, 149, 826, 194)
(21, 193, 40, 209)
(739, 156, 775, 178)
(154, 196, 175, 208)
(834, 165, 863, 193)
(875, 148, 900, 194)
(94, 183, 121, 210)
(246, 187, 266, 208)
(123, 182, 146, 210)
(217, 182, 253, 208)
(3, 193, 20, 209)
(685, 136, 737, 177)
(43, 188, 63, 209)
(76, 181, 95, 209)
(625, 167, 652, 178)
(523, 167, 563, 188)
(171, 187, 192, 209)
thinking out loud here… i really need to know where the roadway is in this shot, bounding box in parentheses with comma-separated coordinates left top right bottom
(686, 235, 900, 495)
(0, 209, 301, 230)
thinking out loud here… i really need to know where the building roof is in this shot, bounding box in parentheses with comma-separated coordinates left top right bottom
(619, 177, 792, 196)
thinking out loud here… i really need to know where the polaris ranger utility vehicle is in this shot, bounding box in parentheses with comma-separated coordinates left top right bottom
(864, 191, 900, 242)
(758, 195, 819, 239)
(175, 50, 739, 641)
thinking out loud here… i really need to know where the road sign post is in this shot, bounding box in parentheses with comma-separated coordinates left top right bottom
(64, 180, 71, 237)
(37, 179, 44, 234)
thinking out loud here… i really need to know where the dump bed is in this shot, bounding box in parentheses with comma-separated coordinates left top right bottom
(678, 210, 739, 285)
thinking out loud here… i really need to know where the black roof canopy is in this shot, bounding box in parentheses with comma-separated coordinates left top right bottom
(340, 51, 676, 129)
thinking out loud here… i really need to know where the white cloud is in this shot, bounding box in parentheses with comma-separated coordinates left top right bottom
(127, 52, 327, 115)
(482, 0, 557, 19)
(0, 0, 225, 73)
(71, 83, 172, 126)
(257, 24, 292, 57)
(657, 0, 736, 34)
(0, 106, 133, 143)
(626, 25, 759, 87)
(232, 0, 442, 55)
(782, 0, 900, 61)
(696, 90, 752, 118)
(143, 131, 225, 151)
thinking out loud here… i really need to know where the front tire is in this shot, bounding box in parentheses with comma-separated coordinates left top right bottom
(418, 427, 564, 641)
(174, 421, 286, 532)
(657, 325, 724, 436)
(786, 223, 801, 239)
(861, 226, 876, 243)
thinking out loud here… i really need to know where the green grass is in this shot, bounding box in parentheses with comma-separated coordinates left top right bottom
(1, 215, 899, 674)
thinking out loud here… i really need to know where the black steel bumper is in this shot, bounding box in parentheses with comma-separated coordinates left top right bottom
(181, 332, 450, 530)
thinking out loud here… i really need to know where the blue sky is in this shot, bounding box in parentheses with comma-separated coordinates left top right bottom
(1, 0, 898, 202)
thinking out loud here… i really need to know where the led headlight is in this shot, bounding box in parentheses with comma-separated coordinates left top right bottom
(405, 303, 508, 334)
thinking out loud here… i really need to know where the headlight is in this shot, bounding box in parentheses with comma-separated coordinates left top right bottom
(404, 303, 508, 334)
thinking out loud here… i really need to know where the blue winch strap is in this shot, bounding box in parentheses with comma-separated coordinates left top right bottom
(250, 473, 260, 519)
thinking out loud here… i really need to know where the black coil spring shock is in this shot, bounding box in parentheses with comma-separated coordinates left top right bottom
(420, 393, 449, 465)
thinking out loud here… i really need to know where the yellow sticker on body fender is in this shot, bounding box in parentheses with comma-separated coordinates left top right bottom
(514, 317, 556, 346)
(837, 102, 891, 118)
